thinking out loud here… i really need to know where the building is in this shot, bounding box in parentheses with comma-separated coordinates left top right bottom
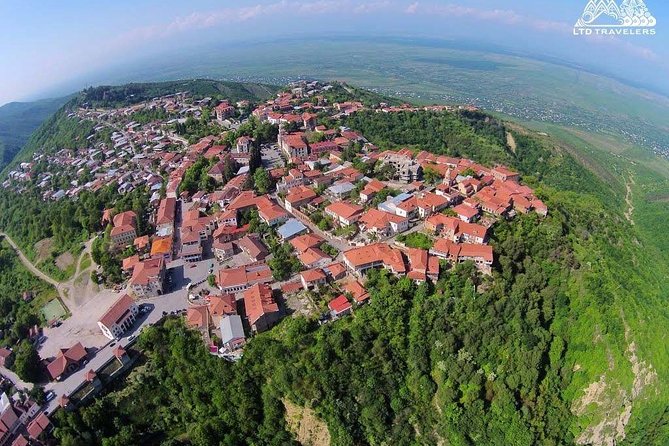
(279, 133, 309, 161)
(243, 284, 280, 333)
(237, 235, 269, 261)
(359, 179, 385, 203)
(46, 342, 87, 381)
(425, 214, 488, 244)
(452, 203, 480, 223)
(492, 165, 520, 183)
(328, 295, 352, 318)
(359, 209, 409, 237)
(284, 186, 317, 212)
(213, 240, 235, 261)
(324, 201, 364, 226)
(235, 136, 254, 153)
(156, 197, 177, 235)
(186, 305, 210, 330)
(300, 268, 327, 290)
(26, 412, 52, 441)
(110, 210, 137, 248)
(208, 294, 237, 317)
(256, 197, 289, 227)
(277, 218, 308, 241)
(150, 236, 173, 262)
(220, 315, 246, 350)
(342, 280, 370, 304)
(290, 233, 323, 253)
(98, 294, 139, 340)
(217, 263, 273, 293)
(430, 239, 494, 273)
(129, 257, 166, 297)
(343, 243, 407, 276)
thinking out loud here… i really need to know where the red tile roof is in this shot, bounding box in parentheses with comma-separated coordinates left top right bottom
(328, 295, 352, 314)
(244, 284, 279, 325)
(98, 294, 135, 328)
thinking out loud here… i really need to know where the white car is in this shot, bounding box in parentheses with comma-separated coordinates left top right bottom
(45, 391, 55, 402)
(126, 335, 137, 343)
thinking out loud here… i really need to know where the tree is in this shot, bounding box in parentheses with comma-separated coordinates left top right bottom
(13, 340, 42, 383)
(253, 169, 274, 194)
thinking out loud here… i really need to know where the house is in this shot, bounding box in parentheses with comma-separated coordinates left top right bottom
(129, 257, 166, 297)
(416, 192, 449, 218)
(215, 101, 236, 121)
(186, 305, 210, 330)
(378, 193, 415, 218)
(298, 247, 331, 269)
(284, 186, 317, 212)
(277, 218, 308, 241)
(359, 179, 385, 203)
(324, 201, 364, 226)
(133, 235, 150, 253)
(342, 280, 369, 304)
(150, 236, 173, 262)
(243, 284, 280, 333)
(279, 133, 309, 160)
(425, 214, 488, 244)
(110, 224, 136, 249)
(300, 268, 327, 290)
(235, 136, 254, 153)
(220, 315, 246, 350)
(217, 263, 273, 293)
(430, 239, 494, 273)
(343, 243, 407, 276)
(290, 233, 323, 253)
(492, 165, 520, 183)
(208, 294, 237, 317)
(236, 234, 269, 261)
(156, 197, 177, 235)
(110, 210, 137, 248)
(213, 240, 235, 261)
(323, 262, 347, 280)
(213, 224, 249, 243)
(359, 209, 409, 237)
(98, 294, 139, 340)
(326, 182, 355, 199)
(452, 203, 480, 223)
(328, 295, 352, 318)
(26, 412, 52, 441)
(256, 197, 289, 227)
(46, 342, 87, 381)
(406, 248, 440, 282)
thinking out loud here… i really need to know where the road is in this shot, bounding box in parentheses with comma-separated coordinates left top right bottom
(0, 366, 34, 392)
(0, 232, 61, 289)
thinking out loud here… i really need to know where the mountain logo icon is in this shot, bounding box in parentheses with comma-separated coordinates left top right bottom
(575, 0, 656, 28)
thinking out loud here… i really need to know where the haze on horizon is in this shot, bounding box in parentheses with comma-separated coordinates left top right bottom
(1, 0, 668, 106)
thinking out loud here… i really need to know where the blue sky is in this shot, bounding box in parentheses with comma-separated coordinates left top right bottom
(0, 0, 668, 105)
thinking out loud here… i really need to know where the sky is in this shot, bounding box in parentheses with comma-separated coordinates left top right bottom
(0, 0, 668, 105)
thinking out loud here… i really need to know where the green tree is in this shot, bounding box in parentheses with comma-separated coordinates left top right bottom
(13, 340, 42, 383)
(253, 169, 274, 194)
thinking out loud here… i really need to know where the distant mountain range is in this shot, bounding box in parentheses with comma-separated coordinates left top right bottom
(0, 96, 69, 171)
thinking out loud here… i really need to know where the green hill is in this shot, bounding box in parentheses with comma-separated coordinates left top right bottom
(0, 96, 69, 170)
(3, 81, 668, 445)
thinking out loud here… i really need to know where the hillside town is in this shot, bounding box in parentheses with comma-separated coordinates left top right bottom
(0, 81, 547, 445)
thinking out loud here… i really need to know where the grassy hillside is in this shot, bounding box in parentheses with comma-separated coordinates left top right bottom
(49, 97, 669, 444)
(0, 96, 69, 170)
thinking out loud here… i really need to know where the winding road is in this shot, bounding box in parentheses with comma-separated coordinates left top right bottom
(0, 232, 97, 312)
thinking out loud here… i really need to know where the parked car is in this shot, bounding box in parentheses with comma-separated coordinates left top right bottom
(45, 391, 55, 402)
(126, 335, 136, 343)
